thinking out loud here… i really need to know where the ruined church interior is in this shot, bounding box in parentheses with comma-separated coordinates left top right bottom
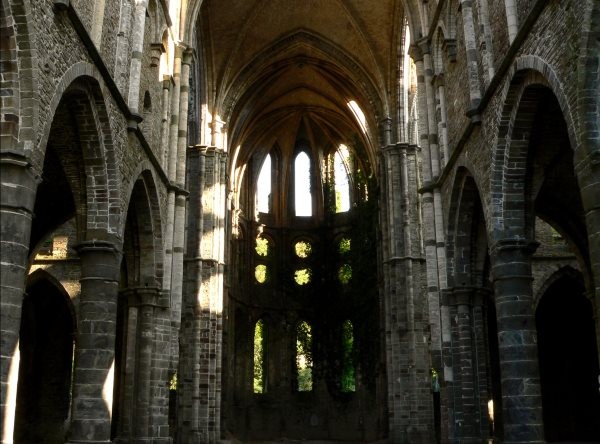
(1, 0, 600, 443)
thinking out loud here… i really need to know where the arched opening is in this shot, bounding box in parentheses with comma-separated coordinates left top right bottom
(535, 274, 600, 442)
(112, 173, 161, 442)
(253, 319, 267, 394)
(256, 153, 272, 214)
(14, 277, 75, 444)
(294, 151, 312, 217)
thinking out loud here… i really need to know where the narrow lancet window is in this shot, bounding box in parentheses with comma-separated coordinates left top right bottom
(254, 319, 266, 393)
(334, 146, 351, 213)
(341, 320, 356, 392)
(256, 154, 271, 214)
(296, 320, 313, 391)
(294, 152, 312, 216)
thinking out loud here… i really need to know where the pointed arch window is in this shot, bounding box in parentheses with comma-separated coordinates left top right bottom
(333, 145, 351, 213)
(294, 152, 312, 216)
(296, 320, 313, 391)
(253, 319, 267, 393)
(341, 320, 356, 392)
(256, 154, 272, 214)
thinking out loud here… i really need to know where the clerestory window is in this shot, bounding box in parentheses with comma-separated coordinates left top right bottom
(294, 151, 312, 216)
(256, 154, 272, 214)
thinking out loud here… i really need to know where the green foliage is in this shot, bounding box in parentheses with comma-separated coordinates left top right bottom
(254, 320, 266, 393)
(341, 320, 356, 392)
(255, 264, 267, 283)
(296, 321, 313, 391)
(295, 240, 312, 258)
(169, 372, 178, 391)
(294, 268, 311, 285)
(255, 237, 269, 256)
(338, 263, 352, 284)
(339, 237, 351, 254)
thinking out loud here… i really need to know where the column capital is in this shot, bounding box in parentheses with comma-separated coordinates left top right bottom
(121, 286, 166, 308)
(408, 44, 424, 62)
(490, 238, 539, 256)
(432, 73, 445, 88)
(182, 47, 195, 66)
(442, 286, 491, 306)
(74, 239, 120, 254)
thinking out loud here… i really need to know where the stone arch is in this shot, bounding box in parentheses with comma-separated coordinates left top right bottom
(446, 167, 489, 288)
(490, 58, 579, 241)
(0, 0, 37, 153)
(534, 266, 600, 442)
(533, 265, 583, 311)
(120, 168, 164, 286)
(34, 64, 121, 239)
(14, 269, 76, 444)
(444, 166, 503, 441)
(432, 27, 446, 75)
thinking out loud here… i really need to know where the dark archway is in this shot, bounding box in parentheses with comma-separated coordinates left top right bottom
(535, 273, 600, 442)
(14, 276, 75, 444)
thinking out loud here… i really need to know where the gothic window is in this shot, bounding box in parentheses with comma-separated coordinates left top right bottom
(296, 320, 313, 391)
(341, 320, 356, 393)
(293, 239, 312, 285)
(254, 235, 271, 284)
(337, 237, 352, 284)
(294, 240, 312, 258)
(338, 263, 352, 285)
(294, 268, 311, 286)
(333, 146, 351, 213)
(253, 319, 267, 393)
(256, 154, 272, 214)
(294, 151, 312, 216)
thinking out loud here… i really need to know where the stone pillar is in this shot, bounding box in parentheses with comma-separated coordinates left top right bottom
(132, 287, 161, 443)
(180, 145, 227, 443)
(443, 287, 489, 442)
(0, 152, 37, 444)
(127, 0, 149, 113)
(68, 239, 121, 443)
(458, 0, 483, 114)
(490, 239, 544, 444)
(380, 142, 432, 443)
(410, 42, 446, 423)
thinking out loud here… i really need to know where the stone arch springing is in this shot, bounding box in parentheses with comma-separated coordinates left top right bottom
(112, 169, 164, 441)
(34, 65, 121, 239)
(121, 169, 164, 287)
(446, 167, 488, 288)
(490, 60, 579, 242)
(444, 167, 502, 441)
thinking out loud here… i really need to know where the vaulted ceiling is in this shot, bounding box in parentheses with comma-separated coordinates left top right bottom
(196, 0, 407, 166)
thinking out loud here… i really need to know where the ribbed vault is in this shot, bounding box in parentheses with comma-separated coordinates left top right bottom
(195, 0, 408, 167)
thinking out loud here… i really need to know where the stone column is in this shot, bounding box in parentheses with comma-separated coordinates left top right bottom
(180, 145, 227, 443)
(127, 0, 149, 113)
(0, 151, 37, 444)
(68, 239, 121, 443)
(490, 239, 544, 444)
(443, 287, 489, 442)
(458, 0, 483, 114)
(380, 141, 432, 443)
(132, 287, 160, 443)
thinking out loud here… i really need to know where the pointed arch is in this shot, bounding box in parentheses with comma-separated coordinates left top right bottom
(34, 63, 121, 239)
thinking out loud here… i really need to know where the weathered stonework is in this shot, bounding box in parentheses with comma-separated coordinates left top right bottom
(1, 1, 598, 443)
